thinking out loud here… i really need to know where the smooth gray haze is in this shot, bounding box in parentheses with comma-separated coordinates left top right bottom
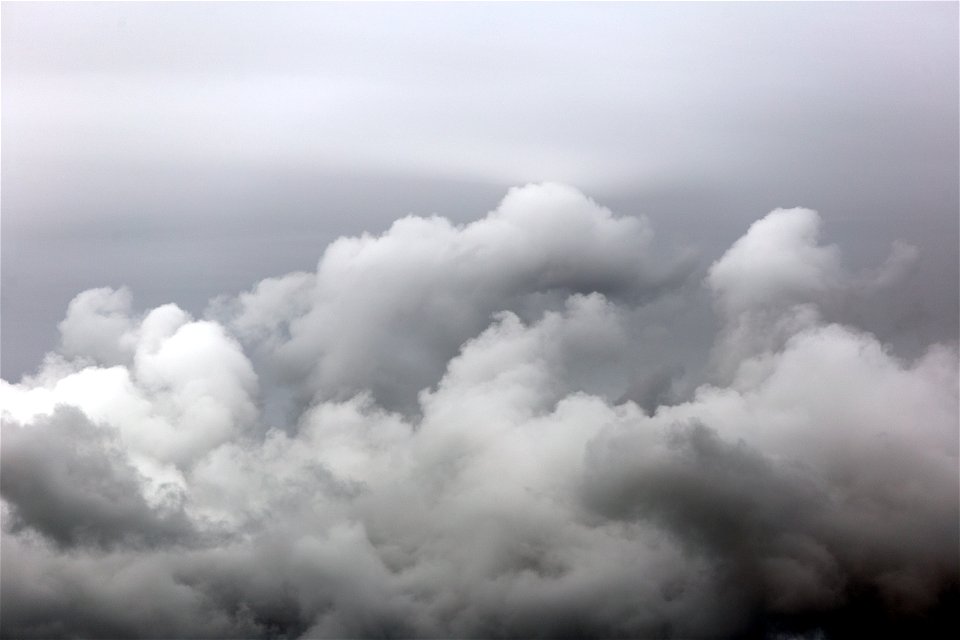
(1, 2, 958, 639)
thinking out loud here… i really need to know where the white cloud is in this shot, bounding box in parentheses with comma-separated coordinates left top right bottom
(1, 185, 956, 638)
(217, 182, 683, 414)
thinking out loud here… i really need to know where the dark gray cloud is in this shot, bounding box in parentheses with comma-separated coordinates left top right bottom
(583, 420, 958, 636)
(0, 407, 194, 550)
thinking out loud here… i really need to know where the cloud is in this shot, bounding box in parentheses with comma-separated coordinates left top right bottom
(707, 208, 842, 317)
(57, 286, 139, 366)
(4, 300, 258, 475)
(215, 182, 690, 415)
(0, 407, 194, 550)
(1, 185, 956, 638)
(705, 207, 923, 383)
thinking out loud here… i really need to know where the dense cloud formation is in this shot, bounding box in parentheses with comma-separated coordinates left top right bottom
(1, 184, 957, 639)
(211, 183, 690, 416)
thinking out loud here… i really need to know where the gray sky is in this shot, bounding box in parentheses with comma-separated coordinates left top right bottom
(2, 4, 959, 638)
(3, 1, 956, 380)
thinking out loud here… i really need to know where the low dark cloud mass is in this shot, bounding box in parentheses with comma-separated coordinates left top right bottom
(1, 184, 957, 639)
(1, 407, 194, 550)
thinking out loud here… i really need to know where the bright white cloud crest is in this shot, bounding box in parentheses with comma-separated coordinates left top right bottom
(1, 185, 956, 638)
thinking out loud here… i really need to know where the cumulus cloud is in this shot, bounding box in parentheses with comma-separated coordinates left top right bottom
(213, 182, 690, 416)
(707, 208, 846, 317)
(1, 407, 193, 550)
(705, 207, 924, 383)
(58, 286, 139, 366)
(5, 301, 258, 471)
(1, 185, 956, 638)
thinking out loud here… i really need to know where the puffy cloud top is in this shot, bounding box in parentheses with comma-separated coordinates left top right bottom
(221, 182, 684, 415)
(707, 208, 842, 316)
(2, 185, 956, 638)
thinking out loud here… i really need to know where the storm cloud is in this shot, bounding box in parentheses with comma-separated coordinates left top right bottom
(2, 1, 957, 636)
(2, 184, 956, 638)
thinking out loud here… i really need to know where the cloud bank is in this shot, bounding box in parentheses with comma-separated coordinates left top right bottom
(2, 184, 956, 638)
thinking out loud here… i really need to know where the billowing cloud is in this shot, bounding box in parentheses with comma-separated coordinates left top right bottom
(214, 182, 689, 416)
(1, 185, 956, 638)
(1, 407, 194, 550)
(705, 207, 925, 383)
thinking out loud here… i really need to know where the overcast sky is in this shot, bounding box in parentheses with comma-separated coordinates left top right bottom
(3, 1, 957, 380)
(1, 2, 958, 638)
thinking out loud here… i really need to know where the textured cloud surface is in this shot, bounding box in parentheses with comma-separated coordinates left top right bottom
(2, 185, 957, 638)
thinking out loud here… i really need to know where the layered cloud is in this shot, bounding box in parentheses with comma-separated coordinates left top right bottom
(1, 185, 956, 638)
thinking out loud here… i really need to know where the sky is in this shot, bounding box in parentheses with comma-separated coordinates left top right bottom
(1, 2, 958, 638)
